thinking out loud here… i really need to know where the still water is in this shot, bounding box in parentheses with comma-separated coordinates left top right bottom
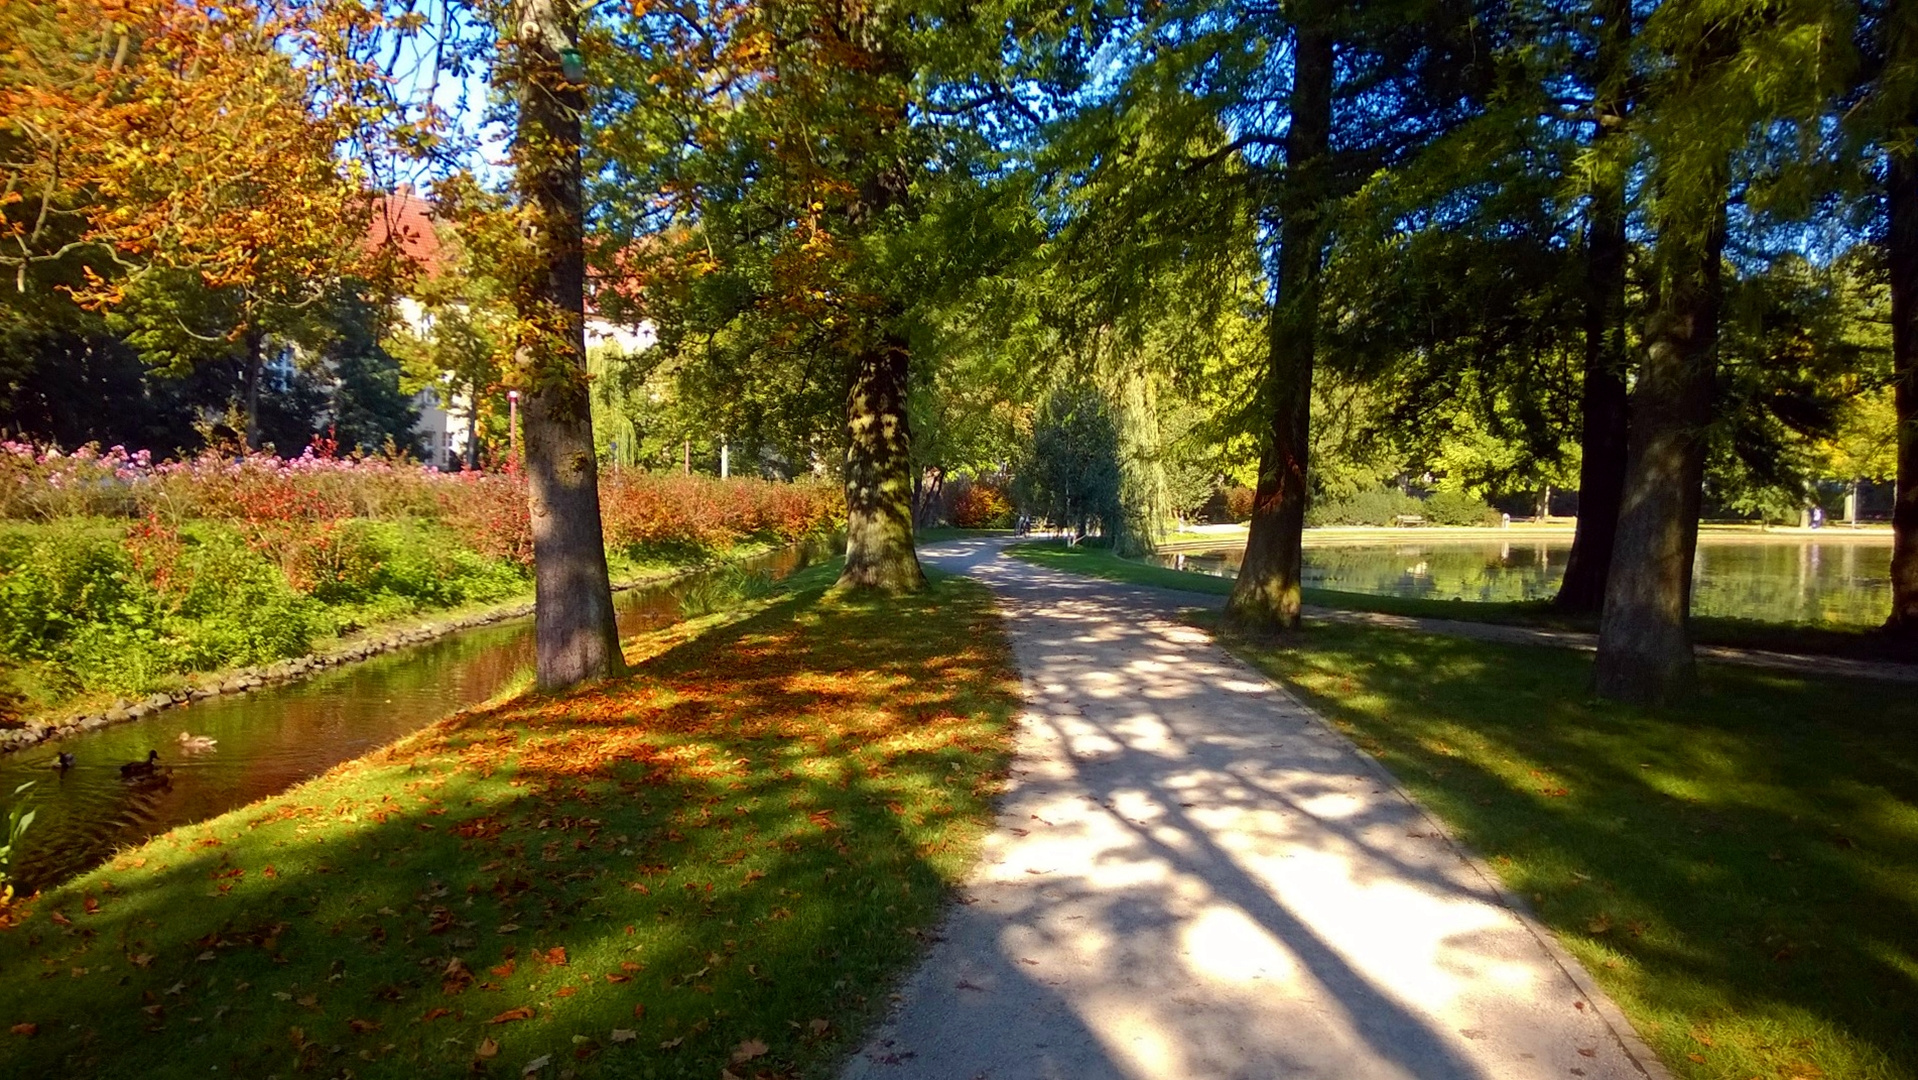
(1148, 535, 1894, 627)
(0, 541, 833, 895)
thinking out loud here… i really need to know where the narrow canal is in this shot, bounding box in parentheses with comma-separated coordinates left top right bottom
(0, 541, 833, 895)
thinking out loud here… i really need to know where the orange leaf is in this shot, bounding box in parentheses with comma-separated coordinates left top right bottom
(420, 1008, 452, 1022)
(10, 1023, 36, 1037)
(487, 1007, 535, 1025)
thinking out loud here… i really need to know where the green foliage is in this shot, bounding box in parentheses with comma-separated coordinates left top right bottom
(1015, 386, 1123, 538)
(1305, 488, 1423, 528)
(0, 780, 35, 902)
(0, 521, 320, 701)
(1421, 489, 1503, 527)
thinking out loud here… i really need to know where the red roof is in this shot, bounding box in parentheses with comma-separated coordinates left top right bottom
(366, 189, 445, 278)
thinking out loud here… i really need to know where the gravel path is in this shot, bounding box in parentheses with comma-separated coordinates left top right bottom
(842, 537, 1669, 1080)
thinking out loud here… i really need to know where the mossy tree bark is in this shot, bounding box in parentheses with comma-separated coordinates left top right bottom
(1555, 0, 1632, 614)
(1593, 203, 1724, 705)
(837, 333, 926, 594)
(511, 0, 623, 690)
(1224, 27, 1333, 632)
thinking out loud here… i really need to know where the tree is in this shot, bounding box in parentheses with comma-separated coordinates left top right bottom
(1017, 385, 1122, 540)
(1856, 0, 1918, 630)
(1557, 0, 1638, 613)
(0, 0, 407, 448)
(596, 0, 1067, 594)
(1594, 0, 1852, 704)
(504, 0, 624, 687)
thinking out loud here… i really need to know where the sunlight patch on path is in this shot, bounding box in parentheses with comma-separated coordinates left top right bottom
(842, 538, 1669, 1080)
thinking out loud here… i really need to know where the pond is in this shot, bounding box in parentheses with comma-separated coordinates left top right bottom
(1147, 534, 1894, 627)
(0, 540, 835, 895)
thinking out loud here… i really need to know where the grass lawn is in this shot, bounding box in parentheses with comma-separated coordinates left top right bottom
(1214, 617, 1918, 1080)
(1006, 540, 1914, 663)
(0, 564, 1019, 1079)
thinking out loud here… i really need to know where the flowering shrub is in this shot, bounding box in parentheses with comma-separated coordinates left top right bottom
(0, 441, 842, 566)
(952, 482, 1014, 529)
(0, 440, 844, 712)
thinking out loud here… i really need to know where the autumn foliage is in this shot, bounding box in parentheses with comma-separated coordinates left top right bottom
(0, 0, 414, 304)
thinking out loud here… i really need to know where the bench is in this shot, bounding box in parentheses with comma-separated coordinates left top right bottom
(1391, 514, 1425, 527)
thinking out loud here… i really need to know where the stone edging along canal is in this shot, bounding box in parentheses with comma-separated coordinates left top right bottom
(0, 561, 738, 756)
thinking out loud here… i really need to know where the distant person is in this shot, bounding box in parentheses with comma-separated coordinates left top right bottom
(1811, 506, 1825, 529)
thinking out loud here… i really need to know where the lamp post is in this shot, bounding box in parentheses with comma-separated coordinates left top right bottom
(507, 390, 520, 472)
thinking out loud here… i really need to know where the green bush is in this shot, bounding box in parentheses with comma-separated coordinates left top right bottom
(1306, 488, 1423, 527)
(0, 523, 319, 699)
(1422, 489, 1502, 526)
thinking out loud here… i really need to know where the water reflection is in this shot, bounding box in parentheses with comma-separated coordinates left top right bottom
(1147, 536, 1893, 626)
(0, 540, 833, 894)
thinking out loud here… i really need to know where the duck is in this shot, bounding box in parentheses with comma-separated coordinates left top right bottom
(119, 750, 161, 779)
(177, 731, 217, 752)
(54, 751, 74, 770)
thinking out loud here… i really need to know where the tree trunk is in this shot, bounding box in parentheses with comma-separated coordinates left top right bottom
(1593, 203, 1725, 705)
(1888, 130, 1918, 630)
(465, 381, 480, 470)
(1224, 27, 1334, 631)
(1556, 0, 1633, 614)
(838, 333, 926, 593)
(240, 328, 265, 451)
(511, 0, 623, 690)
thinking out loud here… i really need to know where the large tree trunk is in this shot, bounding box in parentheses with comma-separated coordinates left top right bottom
(511, 0, 623, 690)
(1556, 0, 1632, 614)
(837, 333, 927, 593)
(1888, 80, 1918, 630)
(1593, 204, 1725, 704)
(1224, 27, 1334, 631)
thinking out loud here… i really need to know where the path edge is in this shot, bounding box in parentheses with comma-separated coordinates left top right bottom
(1215, 624, 1677, 1080)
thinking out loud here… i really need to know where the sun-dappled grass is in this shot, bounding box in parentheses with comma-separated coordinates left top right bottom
(1215, 617, 1918, 1080)
(0, 563, 1020, 1079)
(1008, 540, 1913, 663)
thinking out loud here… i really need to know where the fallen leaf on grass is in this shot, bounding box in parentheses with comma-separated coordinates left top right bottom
(491, 960, 516, 978)
(808, 1018, 830, 1035)
(522, 1054, 550, 1074)
(610, 1028, 637, 1043)
(555, 987, 576, 998)
(488, 1007, 535, 1025)
(49, 911, 70, 927)
(420, 1008, 452, 1022)
(659, 1036, 683, 1050)
(540, 946, 567, 967)
(129, 953, 154, 969)
(476, 1037, 499, 1059)
(632, 1004, 647, 1020)
(731, 1037, 768, 1063)
(349, 1019, 382, 1033)
(604, 973, 631, 984)
(1687, 1053, 1706, 1064)
(10, 1023, 36, 1037)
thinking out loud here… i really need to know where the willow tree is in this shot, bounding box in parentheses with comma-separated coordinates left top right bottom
(1594, 0, 1853, 704)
